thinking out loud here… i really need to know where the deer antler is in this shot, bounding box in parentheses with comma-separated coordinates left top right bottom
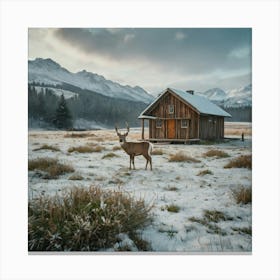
(125, 122, 130, 133)
(115, 124, 120, 136)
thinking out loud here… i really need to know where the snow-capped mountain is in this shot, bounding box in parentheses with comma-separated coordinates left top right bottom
(28, 58, 154, 103)
(197, 84, 252, 108)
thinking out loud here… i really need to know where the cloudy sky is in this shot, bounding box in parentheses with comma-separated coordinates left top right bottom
(29, 28, 251, 94)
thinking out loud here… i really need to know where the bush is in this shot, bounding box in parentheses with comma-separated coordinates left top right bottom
(224, 155, 252, 169)
(28, 158, 74, 178)
(232, 187, 252, 204)
(204, 149, 229, 158)
(169, 153, 200, 163)
(28, 186, 152, 251)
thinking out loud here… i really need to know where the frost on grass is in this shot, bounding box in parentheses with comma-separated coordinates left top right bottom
(68, 145, 103, 153)
(28, 126, 252, 252)
(169, 152, 200, 163)
(28, 186, 152, 251)
(224, 155, 252, 169)
(28, 157, 74, 179)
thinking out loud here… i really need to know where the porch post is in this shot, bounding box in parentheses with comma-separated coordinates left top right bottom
(141, 119, 144, 140)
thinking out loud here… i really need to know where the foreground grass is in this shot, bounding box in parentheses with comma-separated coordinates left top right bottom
(28, 158, 74, 179)
(189, 210, 233, 236)
(169, 152, 201, 163)
(224, 155, 252, 169)
(28, 186, 152, 251)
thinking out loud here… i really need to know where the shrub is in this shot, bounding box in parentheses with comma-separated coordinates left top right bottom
(224, 155, 252, 169)
(28, 186, 152, 251)
(232, 186, 252, 204)
(204, 149, 229, 158)
(169, 153, 200, 163)
(33, 144, 60, 152)
(28, 158, 74, 178)
(197, 169, 213, 176)
(68, 145, 103, 153)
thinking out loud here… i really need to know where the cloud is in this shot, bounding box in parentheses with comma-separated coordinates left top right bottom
(30, 28, 252, 92)
(175, 31, 186, 40)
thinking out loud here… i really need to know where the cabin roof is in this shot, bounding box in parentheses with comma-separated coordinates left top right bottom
(139, 87, 231, 118)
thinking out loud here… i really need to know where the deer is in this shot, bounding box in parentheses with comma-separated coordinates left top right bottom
(115, 123, 153, 170)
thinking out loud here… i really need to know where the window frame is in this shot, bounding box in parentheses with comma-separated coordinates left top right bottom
(156, 119, 163, 128)
(181, 119, 189, 128)
(168, 104, 174, 114)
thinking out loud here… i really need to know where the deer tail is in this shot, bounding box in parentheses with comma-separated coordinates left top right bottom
(148, 142, 153, 157)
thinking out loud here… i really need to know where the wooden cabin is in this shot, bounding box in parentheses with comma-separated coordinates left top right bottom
(138, 88, 231, 142)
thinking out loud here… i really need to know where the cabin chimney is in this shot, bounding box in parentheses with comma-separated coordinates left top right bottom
(186, 90, 194, 95)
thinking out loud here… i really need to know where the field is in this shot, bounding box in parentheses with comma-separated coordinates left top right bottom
(28, 122, 252, 252)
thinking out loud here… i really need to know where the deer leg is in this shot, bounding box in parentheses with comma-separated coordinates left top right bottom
(129, 155, 132, 170)
(149, 156, 152, 170)
(132, 155, 136, 170)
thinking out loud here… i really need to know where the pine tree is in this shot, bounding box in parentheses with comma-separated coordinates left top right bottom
(54, 94, 73, 129)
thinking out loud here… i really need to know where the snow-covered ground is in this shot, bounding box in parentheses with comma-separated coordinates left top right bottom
(28, 122, 252, 252)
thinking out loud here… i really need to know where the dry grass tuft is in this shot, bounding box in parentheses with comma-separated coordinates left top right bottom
(102, 152, 119, 159)
(33, 144, 60, 152)
(28, 158, 74, 178)
(28, 186, 152, 251)
(165, 186, 179, 191)
(204, 149, 229, 158)
(68, 145, 103, 153)
(64, 132, 94, 138)
(232, 226, 252, 235)
(224, 155, 252, 169)
(151, 149, 164, 155)
(232, 186, 252, 204)
(197, 169, 213, 176)
(189, 209, 232, 236)
(169, 152, 201, 163)
(166, 204, 180, 213)
(68, 174, 84, 180)
(112, 145, 121, 151)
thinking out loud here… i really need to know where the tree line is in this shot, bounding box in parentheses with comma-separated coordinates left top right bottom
(28, 84, 148, 129)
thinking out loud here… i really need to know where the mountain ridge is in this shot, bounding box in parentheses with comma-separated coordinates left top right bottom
(28, 58, 154, 104)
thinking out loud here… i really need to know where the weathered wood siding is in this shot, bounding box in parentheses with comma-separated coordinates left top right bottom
(148, 91, 199, 139)
(199, 116, 224, 140)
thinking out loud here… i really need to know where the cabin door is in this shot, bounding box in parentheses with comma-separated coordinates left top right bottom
(167, 119, 176, 139)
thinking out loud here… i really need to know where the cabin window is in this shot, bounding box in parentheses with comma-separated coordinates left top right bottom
(181, 119, 189, 128)
(168, 105, 174, 114)
(156, 119, 162, 128)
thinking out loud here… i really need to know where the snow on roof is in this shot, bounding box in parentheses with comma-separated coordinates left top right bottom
(139, 88, 231, 118)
